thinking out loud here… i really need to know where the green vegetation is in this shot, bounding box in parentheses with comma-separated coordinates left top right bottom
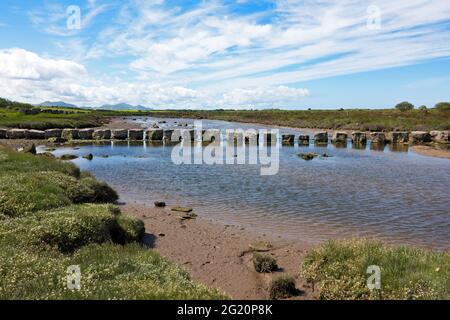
(395, 101, 415, 112)
(0, 145, 226, 299)
(301, 239, 450, 300)
(435, 102, 450, 111)
(152, 107, 450, 131)
(253, 253, 278, 273)
(0, 97, 152, 130)
(2, 97, 450, 131)
(269, 276, 297, 300)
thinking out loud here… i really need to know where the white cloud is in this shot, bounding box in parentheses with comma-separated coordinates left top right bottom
(220, 86, 310, 108)
(11, 0, 450, 108)
(0, 48, 308, 109)
(0, 48, 86, 80)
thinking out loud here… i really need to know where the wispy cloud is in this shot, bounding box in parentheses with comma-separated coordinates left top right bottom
(5, 0, 450, 108)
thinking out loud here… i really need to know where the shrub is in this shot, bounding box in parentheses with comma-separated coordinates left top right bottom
(30, 205, 117, 252)
(435, 102, 450, 111)
(253, 253, 278, 273)
(112, 214, 145, 244)
(0, 145, 79, 177)
(77, 177, 118, 203)
(0, 204, 145, 253)
(0, 242, 227, 300)
(395, 102, 415, 111)
(0, 172, 72, 217)
(269, 276, 297, 300)
(40, 172, 118, 204)
(301, 239, 450, 300)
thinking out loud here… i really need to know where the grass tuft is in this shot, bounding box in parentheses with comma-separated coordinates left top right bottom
(252, 253, 278, 273)
(269, 276, 297, 300)
(301, 239, 450, 300)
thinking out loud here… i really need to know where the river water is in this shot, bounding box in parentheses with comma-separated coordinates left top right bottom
(48, 118, 450, 250)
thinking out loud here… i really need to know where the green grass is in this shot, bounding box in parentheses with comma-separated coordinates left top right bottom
(2, 96, 450, 131)
(0, 97, 153, 130)
(301, 239, 450, 300)
(0, 144, 226, 300)
(151, 109, 450, 131)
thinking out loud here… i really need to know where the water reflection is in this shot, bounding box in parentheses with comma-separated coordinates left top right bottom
(44, 119, 450, 250)
(388, 143, 409, 153)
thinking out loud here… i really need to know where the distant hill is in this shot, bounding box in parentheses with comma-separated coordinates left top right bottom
(98, 103, 150, 111)
(37, 101, 79, 108)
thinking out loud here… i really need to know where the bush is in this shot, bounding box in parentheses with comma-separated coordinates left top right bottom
(0, 204, 145, 253)
(112, 214, 145, 244)
(395, 101, 415, 112)
(253, 253, 278, 273)
(0, 145, 79, 177)
(269, 276, 297, 300)
(0, 242, 227, 300)
(30, 205, 117, 253)
(301, 239, 450, 300)
(435, 102, 450, 111)
(0, 171, 119, 218)
(0, 172, 72, 217)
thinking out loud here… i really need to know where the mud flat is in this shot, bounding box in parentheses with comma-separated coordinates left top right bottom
(123, 203, 314, 300)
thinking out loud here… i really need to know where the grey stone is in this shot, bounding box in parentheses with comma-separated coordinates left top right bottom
(45, 129, 62, 139)
(410, 131, 432, 143)
(351, 132, 367, 144)
(244, 131, 259, 145)
(26, 130, 45, 140)
(314, 132, 328, 144)
(430, 131, 450, 143)
(282, 134, 295, 144)
(78, 129, 94, 140)
(146, 129, 164, 141)
(7, 129, 28, 139)
(263, 132, 276, 145)
(61, 129, 80, 140)
(332, 132, 348, 143)
(390, 132, 409, 143)
(111, 129, 128, 140)
(128, 129, 144, 140)
(298, 135, 310, 145)
(163, 129, 176, 141)
(92, 129, 111, 140)
(203, 129, 221, 143)
(0, 129, 8, 139)
(370, 132, 389, 144)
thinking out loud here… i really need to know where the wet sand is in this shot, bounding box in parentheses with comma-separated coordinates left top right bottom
(123, 203, 315, 300)
(411, 145, 450, 160)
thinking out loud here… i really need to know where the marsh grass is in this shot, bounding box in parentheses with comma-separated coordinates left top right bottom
(0, 144, 226, 300)
(269, 276, 297, 300)
(152, 109, 450, 131)
(301, 239, 450, 300)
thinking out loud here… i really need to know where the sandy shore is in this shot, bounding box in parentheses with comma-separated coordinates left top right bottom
(123, 203, 314, 300)
(411, 145, 450, 160)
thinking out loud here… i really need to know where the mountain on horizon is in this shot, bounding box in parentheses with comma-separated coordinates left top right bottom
(98, 103, 150, 111)
(37, 101, 79, 108)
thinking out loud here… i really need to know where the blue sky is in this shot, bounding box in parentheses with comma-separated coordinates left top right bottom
(0, 0, 449, 109)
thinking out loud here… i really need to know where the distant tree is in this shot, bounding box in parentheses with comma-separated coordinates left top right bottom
(395, 101, 415, 111)
(434, 102, 450, 111)
(419, 105, 428, 110)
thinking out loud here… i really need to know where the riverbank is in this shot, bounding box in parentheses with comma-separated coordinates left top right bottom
(0, 144, 226, 300)
(150, 109, 450, 132)
(411, 145, 450, 160)
(123, 203, 314, 300)
(1, 141, 448, 300)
